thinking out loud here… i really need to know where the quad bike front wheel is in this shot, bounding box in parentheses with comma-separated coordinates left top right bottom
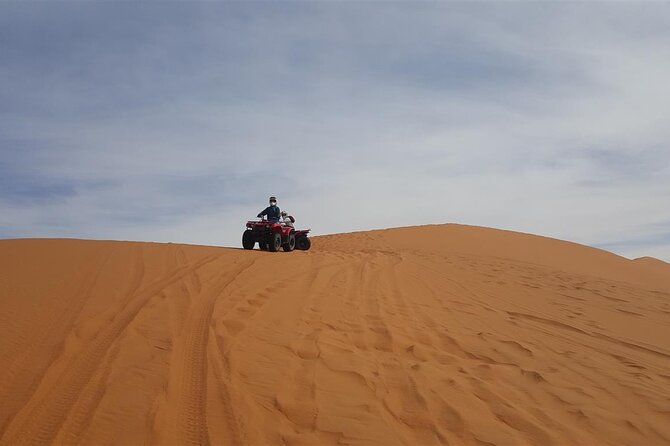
(269, 233, 282, 252)
(283, 233, 296, 252)
(242, 230, 255, 250)
(296, 235, 311, 251)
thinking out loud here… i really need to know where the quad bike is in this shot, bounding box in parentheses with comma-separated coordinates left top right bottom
(242, 218, 311, 252)
(294, 229, 311, 251)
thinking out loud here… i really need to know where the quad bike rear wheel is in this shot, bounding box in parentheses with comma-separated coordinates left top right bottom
(242, 230, 255, 250)
(269, 233, 282, 252)
(296, 235, 311, 251)
(258, 241, 268, 250)
(283, 233, 296, 252)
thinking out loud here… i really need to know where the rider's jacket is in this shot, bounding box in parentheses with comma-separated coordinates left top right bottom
(258, 205, 281, 222)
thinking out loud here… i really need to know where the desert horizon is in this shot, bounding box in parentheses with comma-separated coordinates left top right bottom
(1, 223, 669, 445)
(4, 222, 670, 264)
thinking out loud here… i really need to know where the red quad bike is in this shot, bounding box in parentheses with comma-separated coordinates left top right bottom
(242, 218, 311, 252)
(294, 228, 311, 251)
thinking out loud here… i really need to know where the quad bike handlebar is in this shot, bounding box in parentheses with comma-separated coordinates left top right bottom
(256, 217, 291, 224)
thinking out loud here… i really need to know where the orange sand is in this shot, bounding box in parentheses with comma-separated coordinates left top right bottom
(1, 224, 669, 445)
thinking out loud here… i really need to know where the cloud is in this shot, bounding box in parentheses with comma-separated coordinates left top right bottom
(1, 2, 669, 260)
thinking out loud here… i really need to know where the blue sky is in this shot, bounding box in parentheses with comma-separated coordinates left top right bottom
(1, 2, 669, 261)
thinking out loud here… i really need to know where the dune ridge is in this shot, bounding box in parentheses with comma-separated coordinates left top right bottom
(1, 224, 669, 445)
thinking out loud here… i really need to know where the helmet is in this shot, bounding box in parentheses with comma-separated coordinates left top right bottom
(280, 211, 287, 217)
(269, 196, 277, 202)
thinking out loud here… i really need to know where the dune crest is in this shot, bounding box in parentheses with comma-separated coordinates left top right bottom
(633, 256, 670, 276)
(1, 225, 669, 445)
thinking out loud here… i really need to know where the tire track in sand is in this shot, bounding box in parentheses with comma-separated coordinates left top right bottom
(52, 246, 145, 445)
(175, 257, 258, 446)
(0, 253, 219, 446)
(0, 249, 114, 438)
(273, 261, 346, 435)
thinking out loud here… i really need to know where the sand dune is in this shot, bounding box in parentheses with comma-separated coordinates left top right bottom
(1, 224, 669, 445)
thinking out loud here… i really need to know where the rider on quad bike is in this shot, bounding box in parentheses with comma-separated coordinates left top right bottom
(243, 196, 311, 252)
(279, 211, 310, 249)
(257, 196, 281, 222)
(281, 211, 294, 228)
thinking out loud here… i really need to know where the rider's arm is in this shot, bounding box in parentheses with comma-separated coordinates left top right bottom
(257, 207, 269, 218)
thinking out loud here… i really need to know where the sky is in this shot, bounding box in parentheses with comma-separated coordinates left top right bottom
(1, 2, 669, 261)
